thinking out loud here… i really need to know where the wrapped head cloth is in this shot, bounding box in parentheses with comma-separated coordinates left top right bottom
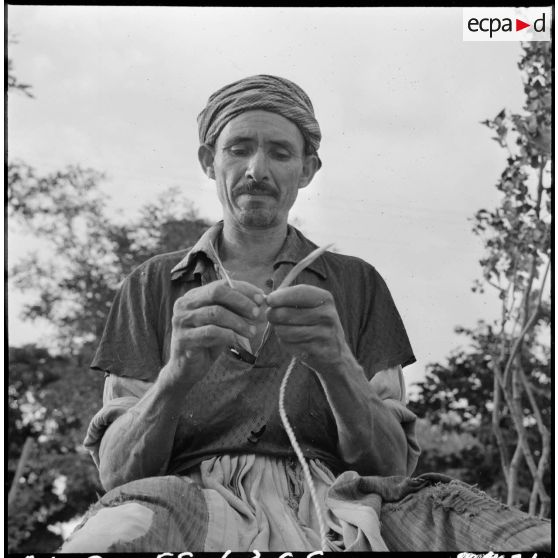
(198, 74, 322, 168)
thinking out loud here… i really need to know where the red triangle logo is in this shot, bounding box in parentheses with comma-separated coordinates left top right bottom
(516, 18, 530, 31)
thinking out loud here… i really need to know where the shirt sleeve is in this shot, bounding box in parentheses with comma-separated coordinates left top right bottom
(368, 365, 406, 402)
(355, 265, 416, 380)
(90, 260, 164, 381)
(369, 365, 420, 475)
(83, 374, 153, 468)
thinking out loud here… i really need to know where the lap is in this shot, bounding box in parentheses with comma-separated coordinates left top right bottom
(60, 472, 551, 553)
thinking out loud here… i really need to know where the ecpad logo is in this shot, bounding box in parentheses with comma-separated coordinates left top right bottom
(463, 8, 551, 42)
(468, 14, 546, 38)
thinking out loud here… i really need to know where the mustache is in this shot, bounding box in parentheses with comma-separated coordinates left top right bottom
(233, 180, 279, 199)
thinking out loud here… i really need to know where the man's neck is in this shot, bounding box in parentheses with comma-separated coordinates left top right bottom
(219, 220, 288, 268)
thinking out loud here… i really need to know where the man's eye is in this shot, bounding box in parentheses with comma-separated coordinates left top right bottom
(228, 146, 249, 156)
(271, 150, 291, 160)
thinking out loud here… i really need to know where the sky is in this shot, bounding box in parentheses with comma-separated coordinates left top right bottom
(7, 6, 528, 388)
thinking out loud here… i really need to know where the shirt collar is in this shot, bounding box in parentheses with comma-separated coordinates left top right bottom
(170, 221, 328, 281)
(170, 221, 223, 281)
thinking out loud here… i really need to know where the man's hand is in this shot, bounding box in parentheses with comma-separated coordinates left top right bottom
(162, 279, 264, 390)
(267, 285, 413, 476)
(265, 284, 352, 371)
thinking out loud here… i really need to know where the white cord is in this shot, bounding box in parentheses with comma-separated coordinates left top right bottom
(279, 356, 328, 552)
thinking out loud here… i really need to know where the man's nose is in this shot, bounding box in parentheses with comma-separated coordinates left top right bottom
(245, 149, 269, 182)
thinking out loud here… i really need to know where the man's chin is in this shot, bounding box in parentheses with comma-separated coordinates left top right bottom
(237, 209, 279, 229)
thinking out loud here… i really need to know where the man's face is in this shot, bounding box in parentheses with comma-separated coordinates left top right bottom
(207, 110, 315, 229)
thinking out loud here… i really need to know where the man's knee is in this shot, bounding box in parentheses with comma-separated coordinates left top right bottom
(60, 502, 155, 553)
(60, 475, 208, 553)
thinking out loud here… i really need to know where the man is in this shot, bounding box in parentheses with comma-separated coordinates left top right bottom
(61, 75, 549, 553)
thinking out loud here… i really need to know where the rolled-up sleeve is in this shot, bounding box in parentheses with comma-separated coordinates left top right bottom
(83, 374, 152, 468)
(369, 365, 420, 475)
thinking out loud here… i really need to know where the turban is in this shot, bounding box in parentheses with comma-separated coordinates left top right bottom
(197, 74, 322, 166)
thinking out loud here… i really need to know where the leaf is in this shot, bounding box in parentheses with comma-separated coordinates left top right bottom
(495, 109, 506, 123)
(278, 244, 334, 289)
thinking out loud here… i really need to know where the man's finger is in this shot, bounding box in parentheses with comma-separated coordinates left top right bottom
(181, 324, 238, 349)
(176, 305, 257, 340)
(266, 305, 332, 326)
(176, 279, 264, 319)
(266, 284, 332, 308)
(273, 324, 328, 344)
(229, 280, 266, 303)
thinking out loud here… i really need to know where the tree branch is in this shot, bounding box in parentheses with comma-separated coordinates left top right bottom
(497, 357, 549, 510)
(519, 364, 551, 517)
(503, 257, 550, 387)
(507, 443, 523, 507)
(534, 156, 547, 219)
(491, 369, 510, 480)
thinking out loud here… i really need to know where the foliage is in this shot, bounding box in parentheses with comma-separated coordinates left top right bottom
(9, 160, 209, 353)
(411, 42, 551, 516)
(8, 162, 212, 551)
(8, 345, 103, 552)
(7, 36, 34, 98)
(409, 320, 551, 509)
(412, 418, 505, 496)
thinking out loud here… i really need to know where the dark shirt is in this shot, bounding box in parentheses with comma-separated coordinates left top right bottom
(89, 222, 416, 474)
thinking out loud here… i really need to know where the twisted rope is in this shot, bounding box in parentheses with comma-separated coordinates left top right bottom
(279, 356, 328, 552)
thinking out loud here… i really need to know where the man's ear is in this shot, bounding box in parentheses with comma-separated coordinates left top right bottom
(298, 154, 321, 190)
(198, 144, 216, 179)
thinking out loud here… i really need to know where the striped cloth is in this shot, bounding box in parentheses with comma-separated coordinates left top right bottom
(61, 455, 387, 552)
(60, 455, 551, 553)
(197, 75, 322, 166)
